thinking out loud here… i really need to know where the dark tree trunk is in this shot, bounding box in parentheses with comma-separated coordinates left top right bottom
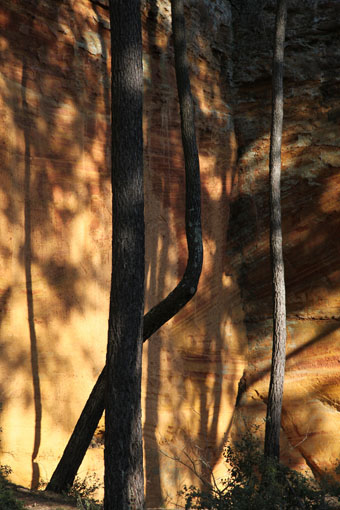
(46, 0, 202, 494)
(264, 0, 287, 460)
(46, 368, 106, 494)
(104, 1, 145, 509)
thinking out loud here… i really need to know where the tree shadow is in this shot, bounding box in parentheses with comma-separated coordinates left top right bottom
(22, 53, 42, 489)
(0, 0, 112, 487)
(143, 1, 165, 505)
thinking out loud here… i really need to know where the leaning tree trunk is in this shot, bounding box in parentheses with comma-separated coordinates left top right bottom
(264, 0, 287, 460)
(46, 0, 203, 494)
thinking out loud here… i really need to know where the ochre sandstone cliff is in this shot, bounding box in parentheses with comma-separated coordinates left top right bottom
(0, 0, 339, 507)
(0, 0, 242, 506)
(229, 0, 340, 479)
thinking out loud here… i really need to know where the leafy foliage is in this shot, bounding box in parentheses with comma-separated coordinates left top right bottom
(0, 466, 23, 510)
(68, 473, 102, 510)
(181, 428, 340, 510)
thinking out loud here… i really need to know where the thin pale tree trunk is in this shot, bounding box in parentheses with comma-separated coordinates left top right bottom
(104, 1, 144, 509)
(46, 0, 203, 495)
(264, 0, 287, 460)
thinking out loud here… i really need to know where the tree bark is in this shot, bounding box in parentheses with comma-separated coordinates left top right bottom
(46, 0, 203, 495)
(264, 0, 287, 460)
(104, 1, 145, 509)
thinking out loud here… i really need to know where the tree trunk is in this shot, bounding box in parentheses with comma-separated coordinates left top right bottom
(46, 0, 203, 495)
(46, 368, 106, 494)
(264, 0, 287, 460)
(104, 1, 145, 509)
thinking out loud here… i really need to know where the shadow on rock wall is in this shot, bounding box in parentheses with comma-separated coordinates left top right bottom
(0, 0, 111, 488)
(228, 0, 340, 480)
(143, 1, 243, 507)
(1, 0, 240, 502)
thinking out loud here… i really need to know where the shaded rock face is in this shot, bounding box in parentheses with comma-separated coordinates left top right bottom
(0, 0, 339, 506)
(229, 0, 340, 477)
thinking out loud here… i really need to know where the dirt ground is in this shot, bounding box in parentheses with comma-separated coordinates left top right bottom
(10, 485, 79, 510)
(10, 485, 340, 510)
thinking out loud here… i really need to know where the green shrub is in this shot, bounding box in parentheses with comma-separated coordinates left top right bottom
(0, 466, 23, 510)
(181, 428, 340, 510)
(68, 473, 102, 510)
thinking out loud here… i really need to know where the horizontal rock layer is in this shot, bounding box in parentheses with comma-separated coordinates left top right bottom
(229, 0, 340, 478)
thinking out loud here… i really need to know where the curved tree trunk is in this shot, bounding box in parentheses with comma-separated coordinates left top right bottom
(264, 0, 287, 460)
(46, 0, 202, 494)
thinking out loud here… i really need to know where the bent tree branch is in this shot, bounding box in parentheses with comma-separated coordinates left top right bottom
(47, 0, 202, 494)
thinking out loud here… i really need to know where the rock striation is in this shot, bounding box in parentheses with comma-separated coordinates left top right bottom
(229, 0, 340, 477)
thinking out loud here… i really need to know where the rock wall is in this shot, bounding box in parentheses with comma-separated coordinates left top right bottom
(0, 0, 113, 492)
(1, 0, 339, 506)
(0, 0, 244, 507)
(229, 0, 340, 477)
(142, 3, 243, 507)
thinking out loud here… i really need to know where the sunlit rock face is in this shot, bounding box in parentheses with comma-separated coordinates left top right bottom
(142, 3, 246, 507)
(0, 0, 113, 492)
(228, 0, 340, 478)
(0, 0, 244, 506)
